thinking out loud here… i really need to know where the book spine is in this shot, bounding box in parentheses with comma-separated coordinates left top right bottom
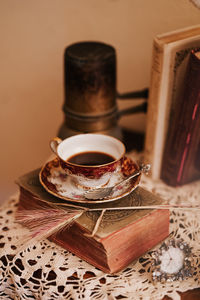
(161, 51, 200, 186)
(144, 40, 164, 179)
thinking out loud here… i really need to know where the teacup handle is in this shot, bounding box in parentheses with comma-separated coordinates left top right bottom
(50, 137, 62, 155)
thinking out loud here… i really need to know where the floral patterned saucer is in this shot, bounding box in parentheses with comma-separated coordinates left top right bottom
(39, 157, 141, 204)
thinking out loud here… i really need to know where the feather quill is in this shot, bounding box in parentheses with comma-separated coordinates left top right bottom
(15, 205, 85, 252)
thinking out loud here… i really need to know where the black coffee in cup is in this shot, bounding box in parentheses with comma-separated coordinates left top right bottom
(67, 151, 115, 166)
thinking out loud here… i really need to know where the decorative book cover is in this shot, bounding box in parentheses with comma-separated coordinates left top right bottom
(16, 169, 170, 273)
(161, 50, 200, 186)
(145, 25, 200, 180)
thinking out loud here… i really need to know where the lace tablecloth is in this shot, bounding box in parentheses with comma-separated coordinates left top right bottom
(0, 152, 200, 300)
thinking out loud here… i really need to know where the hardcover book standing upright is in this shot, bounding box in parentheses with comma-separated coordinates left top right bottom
(16, 169, 170, 274)
(145, 25, 200, 181)
(161, 50, 200, 186)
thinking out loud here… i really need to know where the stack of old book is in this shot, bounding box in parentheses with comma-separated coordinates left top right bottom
(16, 168, 169, 274)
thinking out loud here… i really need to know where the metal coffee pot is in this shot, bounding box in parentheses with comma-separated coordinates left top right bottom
(58, 41, 148, 141)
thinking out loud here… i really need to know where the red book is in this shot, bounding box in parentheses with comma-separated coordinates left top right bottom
(161, 50, 200, 186)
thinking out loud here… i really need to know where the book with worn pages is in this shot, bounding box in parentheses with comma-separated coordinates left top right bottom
(161, 50, 200, 186)
(16, 169, 170, 274)
(145, 25, 200, 181)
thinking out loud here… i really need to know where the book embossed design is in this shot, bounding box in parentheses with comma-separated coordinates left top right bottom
(16, 169, 169, 273)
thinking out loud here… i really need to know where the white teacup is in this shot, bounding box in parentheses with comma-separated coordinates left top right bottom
(50, 133, 126, 189)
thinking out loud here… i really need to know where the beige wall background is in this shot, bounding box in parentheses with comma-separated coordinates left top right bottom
(0, 0, 200, 202)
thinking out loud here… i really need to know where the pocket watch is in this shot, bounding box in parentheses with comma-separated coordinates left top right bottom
(152, 239, 193, 282)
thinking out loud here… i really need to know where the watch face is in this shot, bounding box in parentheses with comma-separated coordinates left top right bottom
(152, 239, 193, 282)
(160, 246, 185, 274)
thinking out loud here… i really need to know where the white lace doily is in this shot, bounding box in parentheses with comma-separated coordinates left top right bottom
(0, 151, 200, 300)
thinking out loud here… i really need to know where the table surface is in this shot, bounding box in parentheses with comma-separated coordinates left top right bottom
(0, 149, 200, 300)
